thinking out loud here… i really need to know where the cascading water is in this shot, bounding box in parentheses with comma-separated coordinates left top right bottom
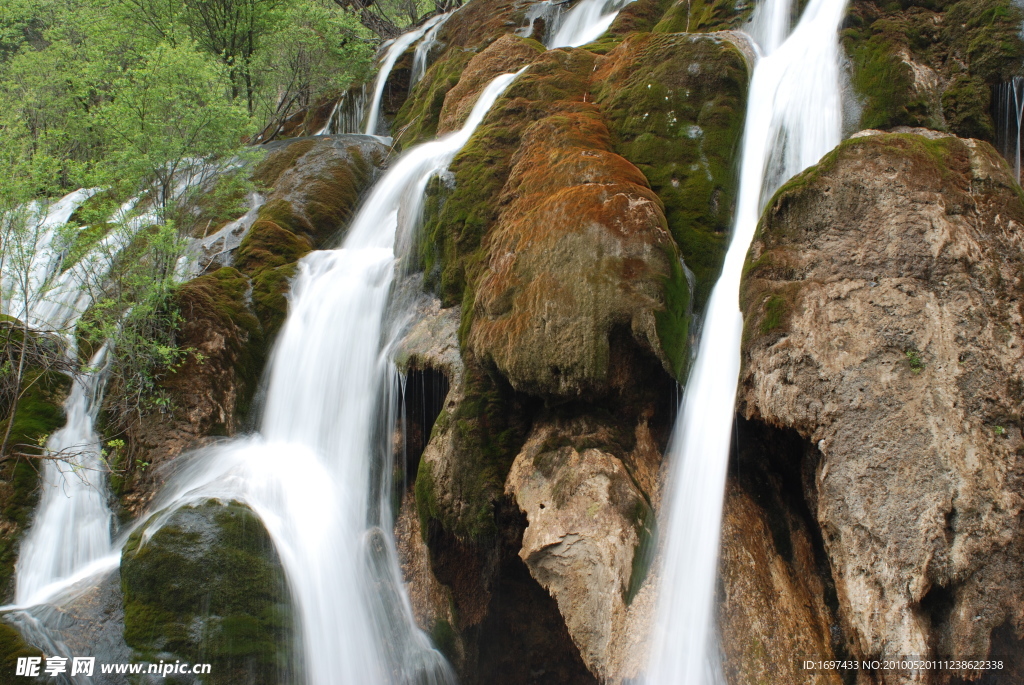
(411, 12, 453, 87)
(547, 0, 636, 48)
(135, 70, 523, 684)
(645, 0, 848, 682)
(994, 76, 1024, 181)
(14, 346, 116, 608)
(364, 14, 449, 136)
(6, 170, 213, 616)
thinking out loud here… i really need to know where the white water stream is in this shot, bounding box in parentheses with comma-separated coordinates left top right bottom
(130, 70, 522, 684)
(547, 0, 635, 48)
(646, 0, 848, 682)
(411, 13, 453, 87)
(365, 14, 449, 136)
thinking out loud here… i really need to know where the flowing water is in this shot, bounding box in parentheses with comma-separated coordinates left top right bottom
(6, 170, 213, 614)
(131, 70, 523, 684)
(365, 14, 449, 136)
(411, 13, 453, 87)
(547, 0, 635, 48)
(994, 76, 1024, 181)
(646, 0, 848, 682)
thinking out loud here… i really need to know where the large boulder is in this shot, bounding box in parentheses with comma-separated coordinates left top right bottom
(739, 130, 1024, 681)
(121, 500, 295, 685)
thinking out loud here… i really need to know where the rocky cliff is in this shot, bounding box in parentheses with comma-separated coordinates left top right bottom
(4, 0, 1024, 684)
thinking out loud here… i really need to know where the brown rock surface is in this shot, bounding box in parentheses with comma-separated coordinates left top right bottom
(466, 94, 677, 399)
(739, 130, 1024, 681)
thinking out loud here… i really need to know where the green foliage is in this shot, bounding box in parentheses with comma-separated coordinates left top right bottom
(905, 347, 925, 373)
(76, 220, 193, 432)
(95, 41, 251, 208)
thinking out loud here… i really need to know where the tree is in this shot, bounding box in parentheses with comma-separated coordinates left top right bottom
(95, 41, 251, 214)
(251, 0, 373, 133)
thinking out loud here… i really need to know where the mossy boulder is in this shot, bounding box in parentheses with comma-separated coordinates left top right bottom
(237, 136, 388, 336)
(121, 500, 294, 684)
(0, 621, 43, 685)
(466, 106, 684, 397)
(842, 0, 1024, 141)
(593, 32, 749, 308)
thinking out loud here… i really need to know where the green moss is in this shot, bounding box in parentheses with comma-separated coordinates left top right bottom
(843, 0, 1024, 141)
(429, 618, 457, 661)
(414, 356, 533, 541)
(654, 246, 692, 381)
(173, 267, 267, 417)
(625, 498, 656, 605)
(759, 294, 790, 335)
(251, 139, 317, 190)
(419, 49, 598, 312)
(393, 50, 474, 148)
(121, 501, 294, 684)
(653, 0, 755, 33)
(594, 34, 748, 308)
(0, 621, 43, 685)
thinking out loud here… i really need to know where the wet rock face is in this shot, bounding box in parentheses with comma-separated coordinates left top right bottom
(120, 501, 294, 685)
(466, 67, 680, 399)
(740, 131, 1024, 679)
(842, 0, 1024, 142)
(505, 418, 655, 682)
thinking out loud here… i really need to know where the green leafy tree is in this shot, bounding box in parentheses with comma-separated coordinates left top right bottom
(95, 41, 251, 213)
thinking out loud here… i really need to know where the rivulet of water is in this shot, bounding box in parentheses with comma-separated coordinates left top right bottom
(646, 1, 848, 682)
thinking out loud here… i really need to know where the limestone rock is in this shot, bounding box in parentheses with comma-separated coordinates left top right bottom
(740, 131, 1024, 680)
(505, 418, 656, 683)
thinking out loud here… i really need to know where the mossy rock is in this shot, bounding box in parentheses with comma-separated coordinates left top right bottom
(418, 48, 600, 310)
(121, 500, 294, 684)
(0, 622, 43, 685)
(172, 267, 266, 420)
(653, 0, 755, 33)
(394, 49, 474, 147)
(593, 32, 749, 308)
(415, 354, 535, 541)
(842, 0, 1024, 141)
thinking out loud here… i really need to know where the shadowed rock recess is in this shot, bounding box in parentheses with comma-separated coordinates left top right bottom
(6, 0, 1024, 684)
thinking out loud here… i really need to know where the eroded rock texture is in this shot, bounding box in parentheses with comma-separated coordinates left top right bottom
(740, 130, 1024, 681)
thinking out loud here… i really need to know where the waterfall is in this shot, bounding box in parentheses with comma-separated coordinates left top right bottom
(994, 77, 1024, 182)
(136, 70, 523, 684)
(411, 13, 453, 87)
(6, 170, 212, 613)
(365, 14, 449, 136)
(547, 0, 636, 48)
(14, 346, 116, 608)
(645, 0, 847, 682)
